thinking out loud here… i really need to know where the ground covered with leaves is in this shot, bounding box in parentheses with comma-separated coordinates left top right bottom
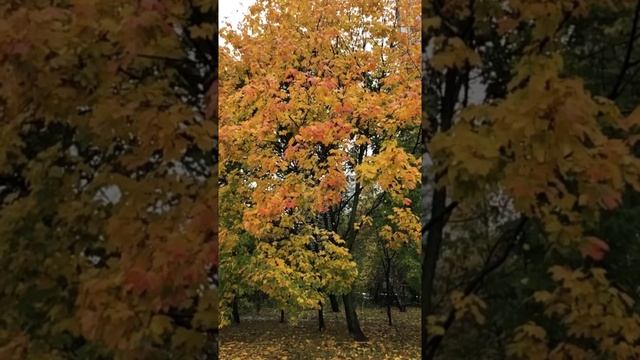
(220, 307, 420, 359)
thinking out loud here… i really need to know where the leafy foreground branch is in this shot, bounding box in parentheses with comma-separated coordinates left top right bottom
(422, 0, 640, 359)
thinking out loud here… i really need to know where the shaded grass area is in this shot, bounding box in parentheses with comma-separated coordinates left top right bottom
(220, 306, 420, 359)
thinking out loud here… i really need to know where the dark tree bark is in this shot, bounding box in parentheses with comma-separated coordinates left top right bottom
(422, 66, 461, 359)
(318, 302, 325, 331)
(393, 283, 407, 312)
(231, 296, 240, 324)
(255, 293, 261, 314)
(329, 294, 340, 312)
(383, 248, 393, 326)
(385, 269, 393, 326)
(280, 309, 285, 323)
(373, 278, 383, 305)
(342, 293, 368, 341)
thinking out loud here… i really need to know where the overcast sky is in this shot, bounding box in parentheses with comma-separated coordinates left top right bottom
(220, 0, 254, 30)
(219, 0, 254, 49)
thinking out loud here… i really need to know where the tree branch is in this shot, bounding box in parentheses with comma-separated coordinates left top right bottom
(424, 217, 527, 359)
(609, 0, 640, 100)
(422, 200, 459, 234)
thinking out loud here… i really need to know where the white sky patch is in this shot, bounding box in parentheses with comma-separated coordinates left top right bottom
(220, 0, 255, 46)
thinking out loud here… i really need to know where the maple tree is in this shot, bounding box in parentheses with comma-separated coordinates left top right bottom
(422, 0, 640, 359)
(0, 1, 217, 358)
(219, 0, 421, 343)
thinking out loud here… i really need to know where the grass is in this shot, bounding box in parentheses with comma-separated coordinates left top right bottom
(220, 306, 420, 359)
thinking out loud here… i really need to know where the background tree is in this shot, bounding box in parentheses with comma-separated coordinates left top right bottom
(0, 1, 217, 358)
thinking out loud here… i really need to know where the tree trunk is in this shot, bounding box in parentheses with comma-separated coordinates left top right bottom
(318, 302, 325, 331)
(373, 280, 382, 305)
(395, 286, 407, 312)
(423, 188, 448, 357)
(203, 329, 218, 360)
(255, 293, 261, 314)
(422, 67, 460, 360)
(329, 294, 340, 312)
(339, 145, 368, 341)
(342, 293, 368, 341)
(385, 267, 393, 326)
(232, 296, 240, 324)
(280, 309, 285, 323)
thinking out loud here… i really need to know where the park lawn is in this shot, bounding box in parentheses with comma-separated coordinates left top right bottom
(220, 306, 420, 359)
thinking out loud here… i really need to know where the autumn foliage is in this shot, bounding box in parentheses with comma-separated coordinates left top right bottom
(0, 1, 217, 358)
(423, 0, 640, 358)
(219, 0, 421, 341)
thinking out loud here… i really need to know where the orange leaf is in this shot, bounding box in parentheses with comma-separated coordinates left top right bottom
(580, 237, 610, 261)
